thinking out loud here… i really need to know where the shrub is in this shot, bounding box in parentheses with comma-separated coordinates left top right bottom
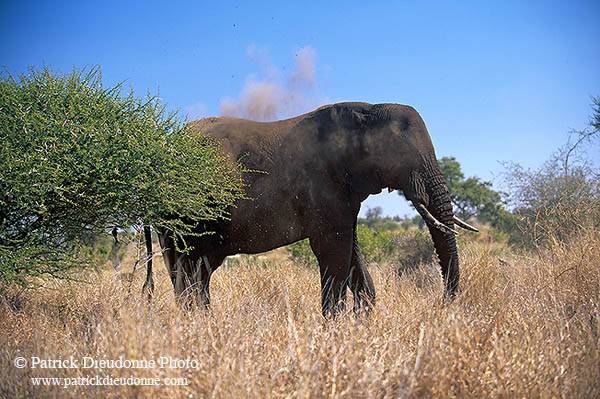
(500, 96, 600, 249)
(356, 224, 401, 264)
(395, 230, 435, 273)
(287, 238, 317, 267)
(0, 65, 245, 286)
(503, 160, 599, 248)
(288, 225, 434, 268)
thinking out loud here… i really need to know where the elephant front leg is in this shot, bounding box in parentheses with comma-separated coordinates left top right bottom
(349, 227, 376, 316)
(309, 229, 354, 318)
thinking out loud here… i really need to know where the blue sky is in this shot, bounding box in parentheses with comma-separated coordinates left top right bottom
(2, 1, 599, 217)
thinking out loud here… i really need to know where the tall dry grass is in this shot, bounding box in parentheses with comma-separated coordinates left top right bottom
(1, 230, 599, 398)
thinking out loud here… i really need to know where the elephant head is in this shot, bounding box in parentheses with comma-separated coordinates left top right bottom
(325, 103, 477, 298)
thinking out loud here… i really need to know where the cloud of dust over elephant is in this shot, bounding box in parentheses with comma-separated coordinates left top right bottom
(220, 46, 328, 121)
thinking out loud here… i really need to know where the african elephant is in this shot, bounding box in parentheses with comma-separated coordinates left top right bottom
(153, 102, 476, 317)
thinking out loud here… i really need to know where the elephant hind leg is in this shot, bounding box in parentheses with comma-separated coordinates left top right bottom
(349, 229, 376, 316)
(170, 252, 196, 308)
(156, 229, 223, 309)
(156, 230, 188, 301)
(173, 254, 224, 310)
(188, 254, 224, 308)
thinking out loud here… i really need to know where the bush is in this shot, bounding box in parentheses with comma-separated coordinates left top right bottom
(0, 65, 245, 286)
(489, 96, 600, 249)
(356, 224, 401, 264)
(503, 161, 599, 248)
(287, 225, 435, 269)
(287, 238, 316, 267)
(287, 226, 402, 267)
(500, 98, 600, 249)
(395, 230, 436, 273)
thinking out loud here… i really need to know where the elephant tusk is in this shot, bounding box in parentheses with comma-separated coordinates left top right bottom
(413, 202, 458, 235)
(453, 216, 479, 232)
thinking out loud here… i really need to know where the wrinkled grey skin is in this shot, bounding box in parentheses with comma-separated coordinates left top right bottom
(156, 102, 459, 317)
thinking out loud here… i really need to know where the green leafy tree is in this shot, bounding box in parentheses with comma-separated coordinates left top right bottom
(365, 206, 383, 220)
(438, 156, 506, 222)
(0, 65, 245, 286)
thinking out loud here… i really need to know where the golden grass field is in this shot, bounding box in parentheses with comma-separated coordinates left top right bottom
(1, 229, 599, 398)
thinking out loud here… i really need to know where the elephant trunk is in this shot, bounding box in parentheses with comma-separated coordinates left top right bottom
(425, 196, 459, 298)
(410, 154, 459, 298)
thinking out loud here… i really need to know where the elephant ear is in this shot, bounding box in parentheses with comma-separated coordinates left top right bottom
(347, 105, 381, 193)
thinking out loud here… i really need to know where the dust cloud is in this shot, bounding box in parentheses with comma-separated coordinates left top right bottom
(220, 46, 327, 121)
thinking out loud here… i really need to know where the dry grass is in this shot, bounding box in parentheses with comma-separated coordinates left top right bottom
(1, 231, 599, 398)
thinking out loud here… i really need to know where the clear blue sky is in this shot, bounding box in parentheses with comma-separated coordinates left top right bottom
(2, 1, 599, 217)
